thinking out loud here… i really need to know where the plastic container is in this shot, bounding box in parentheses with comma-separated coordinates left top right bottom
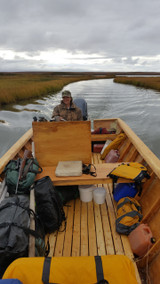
(128, 223, 155, 257)
(113, 183, 138, 202)
(105, 149, 120, 163)
(79, 185, 96, 202)
(93, 187, 106, 204)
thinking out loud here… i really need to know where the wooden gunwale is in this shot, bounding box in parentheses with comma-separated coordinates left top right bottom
(117, 118, 160, 179)
(0, 128, 33, 175)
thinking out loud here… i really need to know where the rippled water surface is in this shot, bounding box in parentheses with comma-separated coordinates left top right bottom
(0, 79, 160, 158)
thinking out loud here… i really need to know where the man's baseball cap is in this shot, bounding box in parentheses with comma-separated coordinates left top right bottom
(62, 90, 71, 97)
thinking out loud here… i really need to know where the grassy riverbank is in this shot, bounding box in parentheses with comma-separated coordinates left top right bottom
(0, 72, 112, 106)
(114, 76, 160, 92)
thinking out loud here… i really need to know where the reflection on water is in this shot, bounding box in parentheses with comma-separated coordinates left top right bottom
(0, 79, 160, 158)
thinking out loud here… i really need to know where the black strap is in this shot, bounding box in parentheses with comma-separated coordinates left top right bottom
(42, 257, 52, 284)
(95, 256, 104, 282)
(42, 256, 109, 284)
(95, 256, 109, 284)
(0, 222, 41, 238)
(111, 176, 118, 194)
(135, 182, 143, 197)
(96, 280, 109, 284)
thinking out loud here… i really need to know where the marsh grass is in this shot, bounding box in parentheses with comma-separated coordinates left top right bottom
(0, 72, 111, 106)
(114, 77, 160, 92)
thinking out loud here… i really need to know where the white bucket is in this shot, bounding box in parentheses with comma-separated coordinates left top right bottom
(93, 187, 106, 204)
(79, 185, 96, 202)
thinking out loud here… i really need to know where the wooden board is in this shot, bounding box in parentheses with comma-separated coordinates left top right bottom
(36, 163, 135, 186)
(32, 121, 91, 166)
(91, 134, 117, 141)
(117, 118, 160, 179)
(0, 128, 33, 174)
(93, 118, 118, 130)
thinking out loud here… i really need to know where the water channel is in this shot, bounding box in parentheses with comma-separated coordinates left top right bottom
(0, 78, 160, 159)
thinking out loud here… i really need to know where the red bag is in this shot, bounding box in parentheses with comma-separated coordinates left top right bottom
(91, 127, 108, 134)
(92, 127, 116, 134)
(105, 149, 120, 163)
(93, 144, 105, 153)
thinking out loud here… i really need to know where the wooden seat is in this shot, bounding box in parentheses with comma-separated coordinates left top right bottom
(36, 163, 134, 186)
(91, 133, 117, 141)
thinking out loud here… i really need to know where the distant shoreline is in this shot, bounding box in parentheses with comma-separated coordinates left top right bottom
(0, 72, 112, 107)
(114, 76, 160, 93)
(0, 71, 160, 76)
(1, 72, 160, 109)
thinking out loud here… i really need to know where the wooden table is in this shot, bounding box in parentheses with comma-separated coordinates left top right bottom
(36, 163, 132, 186)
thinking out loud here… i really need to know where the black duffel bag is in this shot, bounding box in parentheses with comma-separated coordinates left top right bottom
(34, 176, 66, 234)
(54, 185, 79, 205)
(0, 195, 45, 278)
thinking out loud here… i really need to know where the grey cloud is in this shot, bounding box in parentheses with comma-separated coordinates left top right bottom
(0, 0, 160, 71)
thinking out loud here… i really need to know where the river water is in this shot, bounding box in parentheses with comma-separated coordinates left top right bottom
(0, 78, 160, 159)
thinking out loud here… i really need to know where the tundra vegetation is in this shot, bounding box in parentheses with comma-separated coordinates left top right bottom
(1, 73, 160, 107)
(114, 76, 160, 92)
(0, 72, 112, 106)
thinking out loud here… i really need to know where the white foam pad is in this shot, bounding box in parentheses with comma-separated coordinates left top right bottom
(55, 161, 82, 177)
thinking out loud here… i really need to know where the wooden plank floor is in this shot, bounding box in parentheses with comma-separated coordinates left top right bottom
(46, 185, 132, 258)
(45, 153, 141, 283)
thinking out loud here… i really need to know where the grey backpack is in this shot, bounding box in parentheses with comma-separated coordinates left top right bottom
(0, 195, 45, 278)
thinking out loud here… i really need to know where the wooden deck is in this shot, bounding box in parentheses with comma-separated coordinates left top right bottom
(46, 185, 132, 258)
(45, 153, 141, 283)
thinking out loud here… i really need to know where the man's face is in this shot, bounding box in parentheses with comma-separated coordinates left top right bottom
(62, 96, 71, 104)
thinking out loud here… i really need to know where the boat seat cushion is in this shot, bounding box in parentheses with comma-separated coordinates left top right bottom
(55, 161, 82, 177)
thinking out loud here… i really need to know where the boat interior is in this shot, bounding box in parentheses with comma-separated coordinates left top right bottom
(0, 118, 160, 284)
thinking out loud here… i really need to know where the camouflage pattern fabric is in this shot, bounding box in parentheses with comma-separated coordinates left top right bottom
(52, 102, 83, 121)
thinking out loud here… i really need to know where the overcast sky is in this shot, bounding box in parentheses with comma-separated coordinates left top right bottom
(0, 0, 160, 72)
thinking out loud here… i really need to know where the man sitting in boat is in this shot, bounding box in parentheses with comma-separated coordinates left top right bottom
(52, 90, 83, 121)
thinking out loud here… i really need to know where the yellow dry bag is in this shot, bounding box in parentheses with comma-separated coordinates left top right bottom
(108, 162, 150, 196)
(116, 197, 143, 235)
(100, 133, 126, 160)
(3, 255, 139, 284)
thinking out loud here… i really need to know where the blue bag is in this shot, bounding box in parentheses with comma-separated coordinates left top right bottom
(113, 183, 138, 202)
(0, 280, 23, 284)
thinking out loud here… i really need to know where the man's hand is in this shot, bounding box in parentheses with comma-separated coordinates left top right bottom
(59, 116, 66, 121)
